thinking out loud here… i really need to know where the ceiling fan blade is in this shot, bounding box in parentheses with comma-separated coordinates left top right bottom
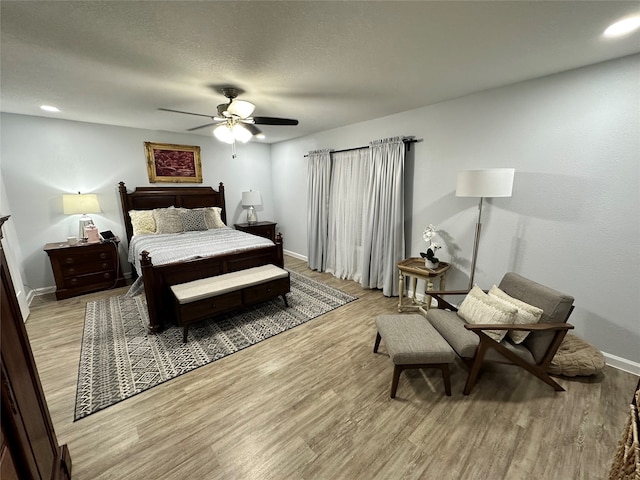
(159, 107, 214, 119)
(243, 123, 263, 136)
(186, 122, 219, 132)
(253, 116, 299, 126)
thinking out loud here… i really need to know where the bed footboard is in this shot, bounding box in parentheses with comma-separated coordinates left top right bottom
(140, 239, 284, 333)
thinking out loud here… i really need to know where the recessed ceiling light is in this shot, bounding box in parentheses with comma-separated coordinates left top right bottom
(40, 105, 60, 112)
(603, 15, 640, 38)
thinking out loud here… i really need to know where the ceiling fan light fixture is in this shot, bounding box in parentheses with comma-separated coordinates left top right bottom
(232, 123, 253, 143)
(226, 100, 255, 119)
(213, 124, 235, 144)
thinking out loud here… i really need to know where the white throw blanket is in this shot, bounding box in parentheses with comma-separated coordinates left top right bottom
(128, 227, 274, 275)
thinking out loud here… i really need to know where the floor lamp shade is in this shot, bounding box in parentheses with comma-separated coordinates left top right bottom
(456, 168, 515, 198)
(63, 193, 101, 240)
(241, 190, 262, 224)
(455, 168, 515, 288)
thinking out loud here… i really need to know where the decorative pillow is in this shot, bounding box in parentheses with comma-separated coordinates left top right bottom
(153, 207, 183, 234)
(203, 207, 226, 229)
(488, 285, 544, 344)
(129, 210, 156, 236)
(180, 208, 208, 232)
(457, 285, 517, 342)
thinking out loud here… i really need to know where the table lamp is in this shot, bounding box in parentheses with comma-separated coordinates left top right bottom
(456, 168, 515, 288)
(62, 192, 101, 242)
(241, 190, 261, 224)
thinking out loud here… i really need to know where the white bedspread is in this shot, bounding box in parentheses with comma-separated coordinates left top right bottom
(128, 227, 274, 274)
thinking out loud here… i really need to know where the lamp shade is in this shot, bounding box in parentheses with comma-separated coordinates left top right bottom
(241, 190, 262, 207)
(455, 168, 515, 198)
(62, 193, 101, 214)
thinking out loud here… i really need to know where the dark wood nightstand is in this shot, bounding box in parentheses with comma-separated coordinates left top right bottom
(234, 221, 277, 242)
(44, 239, 126, 300)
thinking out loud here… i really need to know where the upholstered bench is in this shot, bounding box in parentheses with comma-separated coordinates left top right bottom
(374, 314, 455, 398)
(170, 264, 290, 343)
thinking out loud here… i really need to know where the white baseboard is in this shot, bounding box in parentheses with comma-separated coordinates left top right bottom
(283, 249, 307, 261)
(603, 352, 640, 376)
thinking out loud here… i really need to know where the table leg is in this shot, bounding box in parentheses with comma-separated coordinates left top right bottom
(398, 271, 404, 312)
(410, 277, 418, 304)
(425, 277, 435, 311)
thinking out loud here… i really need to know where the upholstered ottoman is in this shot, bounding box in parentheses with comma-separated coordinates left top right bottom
(374, 314, 455, 398)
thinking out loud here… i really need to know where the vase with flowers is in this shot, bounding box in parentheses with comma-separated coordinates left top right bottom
(420, 224, 441, 269)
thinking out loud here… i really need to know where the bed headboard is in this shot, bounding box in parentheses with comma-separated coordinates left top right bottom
(118, 182, 227, 242)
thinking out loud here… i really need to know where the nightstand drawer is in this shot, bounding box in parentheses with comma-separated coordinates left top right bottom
(60, 250, 111, 265)
(63, 270, 116, 289)
(62, 260, 113, 277)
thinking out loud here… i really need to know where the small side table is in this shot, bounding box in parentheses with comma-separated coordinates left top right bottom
(397, 258, 451, 315)
(234, 221, 277, 242)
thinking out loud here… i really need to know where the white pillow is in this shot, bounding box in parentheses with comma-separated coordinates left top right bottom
(202, 207, 226, 229)
(129, 210, 156, 235)
(458, 285, 517, 343)
(488, 285, 544, 344)
(153, 207, 183, 234)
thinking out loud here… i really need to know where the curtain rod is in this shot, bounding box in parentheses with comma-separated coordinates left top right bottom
(304, 138, 420, 157)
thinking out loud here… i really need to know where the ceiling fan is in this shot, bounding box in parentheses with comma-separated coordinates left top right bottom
(159, 87, 298, 158)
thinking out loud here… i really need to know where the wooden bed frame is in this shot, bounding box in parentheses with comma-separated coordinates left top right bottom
(118, 182, 284, 333)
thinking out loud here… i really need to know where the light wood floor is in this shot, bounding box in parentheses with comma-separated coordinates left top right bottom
(25, 255, 637, 480)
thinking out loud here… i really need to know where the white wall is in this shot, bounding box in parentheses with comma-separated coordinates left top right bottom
(272, 55, 640, 367)
(0, 115, 273, 290)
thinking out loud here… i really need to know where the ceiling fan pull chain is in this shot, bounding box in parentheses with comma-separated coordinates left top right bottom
(231, 141, 237, 159)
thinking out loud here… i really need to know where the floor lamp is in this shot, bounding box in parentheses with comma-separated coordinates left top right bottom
(456, 168, 515, 288)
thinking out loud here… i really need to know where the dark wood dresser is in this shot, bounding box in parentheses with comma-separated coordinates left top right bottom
(234, 221, 277, 242)
(1, 215, 72, 479)
(44, 238, 126, 300)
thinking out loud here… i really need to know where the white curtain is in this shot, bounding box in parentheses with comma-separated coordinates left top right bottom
(325, 149, 370, 281)
(307, 149, 332, 271)
(360, 137, 405, 296)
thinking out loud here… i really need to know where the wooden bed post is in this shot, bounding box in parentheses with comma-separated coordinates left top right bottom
(275, 233, 284, 268)
(140, 251, 161, 334)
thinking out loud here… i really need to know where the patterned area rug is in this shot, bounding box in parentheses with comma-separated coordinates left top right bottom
(75, 271, 356, 420)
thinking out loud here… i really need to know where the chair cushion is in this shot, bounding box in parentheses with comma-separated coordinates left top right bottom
(488, 285, 543, 344)
(375, 314, 455, 365)
(426, 309, 479, 358)
(457, 286, 517, 342)
(499, 273, 574, 364)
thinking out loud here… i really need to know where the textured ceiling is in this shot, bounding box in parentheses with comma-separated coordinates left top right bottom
(1, 1, 639, 143)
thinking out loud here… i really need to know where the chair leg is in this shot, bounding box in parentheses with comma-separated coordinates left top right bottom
(463, 337, 490, 395)
(390, 365, 403, 398)
(183, 326, 189, 343)
(281, 294, 289, 307)
(373, 332, 382, 353)
(440, 364, 452, 396)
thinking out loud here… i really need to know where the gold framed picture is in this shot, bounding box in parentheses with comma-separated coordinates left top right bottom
(144, 142, 202, 183)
